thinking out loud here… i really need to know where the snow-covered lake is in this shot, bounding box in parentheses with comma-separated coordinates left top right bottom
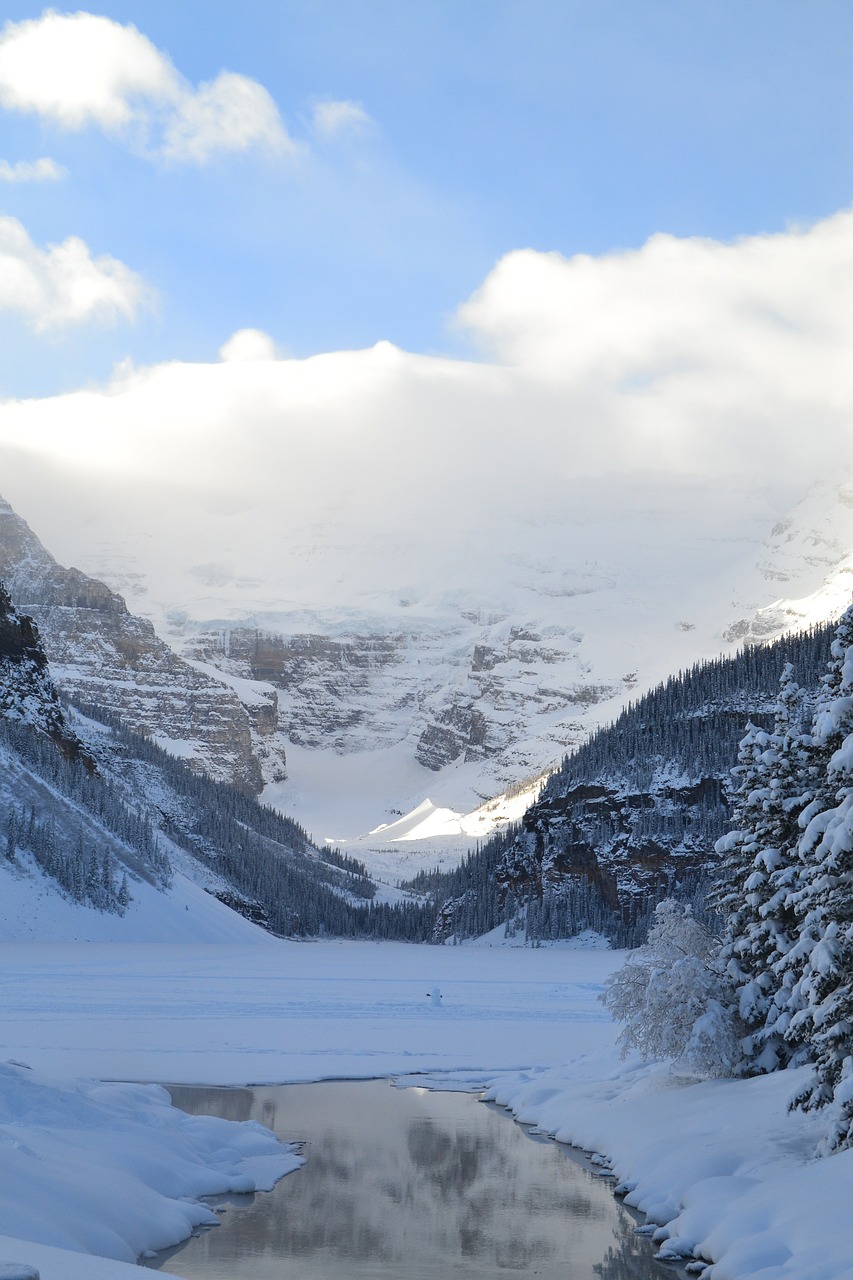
(147, 1079, 667, 1279)
(0, 939, 850, 1280)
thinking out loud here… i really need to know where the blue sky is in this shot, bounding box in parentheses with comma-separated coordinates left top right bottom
(0, 1, 852, 396)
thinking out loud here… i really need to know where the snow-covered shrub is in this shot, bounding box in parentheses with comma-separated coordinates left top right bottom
(602, 899, 742, 1078)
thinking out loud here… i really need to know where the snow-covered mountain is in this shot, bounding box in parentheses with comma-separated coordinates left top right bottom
(1, 492, 848, 946)
(0, 496, 286, 794)
(2, 342, 852, 853)
(724, 479, 853, 642)
(422, 622, 837, 946)
(3, 472, 851, 858)
(0, 580, 430, 942)
(0, 578, 78, 753)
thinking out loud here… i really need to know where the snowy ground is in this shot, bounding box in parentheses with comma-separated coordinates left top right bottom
(0, 938, 850, 1279)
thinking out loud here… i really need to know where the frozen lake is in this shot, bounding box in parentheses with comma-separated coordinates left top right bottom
(147, 1079, 668, 1280)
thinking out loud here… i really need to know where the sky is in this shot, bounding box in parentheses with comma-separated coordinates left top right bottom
(1, 0, 853, 696)
(1, 2, 853, 397)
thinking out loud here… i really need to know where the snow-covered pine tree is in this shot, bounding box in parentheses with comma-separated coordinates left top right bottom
(714, 666, 811, 1073)
(757, 665, 814, 1062)
(781, 599, 853, 1149)
(713, 719, 769, 969)
(601, 898, 741, 1078)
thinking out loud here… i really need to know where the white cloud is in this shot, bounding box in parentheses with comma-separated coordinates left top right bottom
(0, 214, 148, 330)
(3, 210, 851, 481)
(164, 72, 291, 163)
(1, 207, 852, 635)
(0, 157, 66, 183)
(457, 216, 853, 394)
(0, 11, 177, 130)
(219, 328, 278, 362)
(311, 99, 372, 140)
(0, 10, 292, 164)
(455, 211, 853, 478)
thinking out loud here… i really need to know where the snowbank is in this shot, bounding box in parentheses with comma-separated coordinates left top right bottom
(0, 1062, 301, 1276)
(0, 1236, 151, 1280)
(485, 1051, 849, 1280)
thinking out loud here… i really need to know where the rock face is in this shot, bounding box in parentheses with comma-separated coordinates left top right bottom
(184, 627, 405, 750)
(184, 616, 630, 792)
(414, 625, 630, 773)
(0, 498, 286, 793)
(0, 580, 80, 758)
(491, 622, 835, 925)
(496, 776, 727, 918)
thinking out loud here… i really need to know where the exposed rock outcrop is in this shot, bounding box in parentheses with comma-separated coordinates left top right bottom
(0, 498, 286, 793)
(414, 625, 630, 772)
(0, 579, 82, 760)
(182, 614, 630, 794)
(184, 627, 403, 750)
(496, 776, 727, 918)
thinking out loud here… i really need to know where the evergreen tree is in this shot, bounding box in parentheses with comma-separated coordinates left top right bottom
(714, 667, 811, 1073)
(782, 600, 853, 1148)
(713, 719, 769, 972)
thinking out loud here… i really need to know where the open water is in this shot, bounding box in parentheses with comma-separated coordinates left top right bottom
(146, 1079, 669, 1279)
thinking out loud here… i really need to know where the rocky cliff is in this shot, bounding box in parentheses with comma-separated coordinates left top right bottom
(0, 497, 286, 792)
(183, 615, 630, 790)
(0, 579, 80, 757)
(490, 624, 834, 925)
(496, 774, 727, 917)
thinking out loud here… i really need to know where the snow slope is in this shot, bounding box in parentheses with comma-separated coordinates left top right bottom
(0, 848, 274, 943)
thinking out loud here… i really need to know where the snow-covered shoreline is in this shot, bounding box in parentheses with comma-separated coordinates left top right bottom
(484, 1053, 847, 1280)
(0, 1061, 302, 1278)
(0, 939, 847, 1279)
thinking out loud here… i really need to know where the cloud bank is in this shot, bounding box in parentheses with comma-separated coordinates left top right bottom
(0, 207, 851, 626)
(0, 10, 292, 164)
(3, 207, 851, 482)
(455, 211, 853, 481)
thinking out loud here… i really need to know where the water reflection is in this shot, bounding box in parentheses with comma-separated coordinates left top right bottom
(150, 1080, 669, 1280)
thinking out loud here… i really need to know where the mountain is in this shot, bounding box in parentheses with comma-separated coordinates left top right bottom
(0, 564, 844, 950)
(1, 318, 852, 847)
(0, 580, 432, 942)
(0, 578, 79, 754)
(0, 496, 287, 794)
(412, 622, 836, 944)
(2, 448, 852, 853)
(0, 580, 174, 935)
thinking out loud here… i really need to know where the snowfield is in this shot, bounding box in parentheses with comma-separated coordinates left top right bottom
(0, 938, 850, 1279)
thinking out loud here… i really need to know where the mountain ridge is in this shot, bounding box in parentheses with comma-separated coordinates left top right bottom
(0, 495, 287, 794)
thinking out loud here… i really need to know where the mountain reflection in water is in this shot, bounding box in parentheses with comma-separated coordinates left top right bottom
(151, 1079, 668, 1280)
